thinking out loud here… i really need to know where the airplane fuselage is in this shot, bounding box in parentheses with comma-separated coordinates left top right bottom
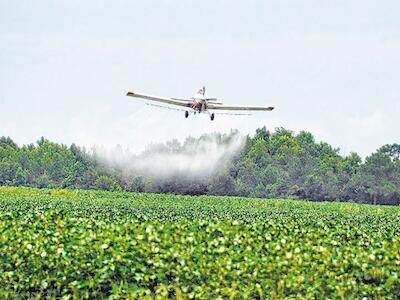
(191, 99, 208, 112)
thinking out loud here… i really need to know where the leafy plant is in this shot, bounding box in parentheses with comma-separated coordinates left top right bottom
(0, 187, 399, 298)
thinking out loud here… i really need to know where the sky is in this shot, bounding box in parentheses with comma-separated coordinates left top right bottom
(1, 0, 399, 158)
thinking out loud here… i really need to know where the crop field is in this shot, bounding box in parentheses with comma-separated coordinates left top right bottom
(0, 187, 399, 299)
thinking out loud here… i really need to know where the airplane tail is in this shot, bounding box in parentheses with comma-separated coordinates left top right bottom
(194, 86, 221, 103)
(195, 86, 206, 98)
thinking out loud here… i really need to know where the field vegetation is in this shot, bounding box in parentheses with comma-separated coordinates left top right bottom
(0, 187, 399, 298)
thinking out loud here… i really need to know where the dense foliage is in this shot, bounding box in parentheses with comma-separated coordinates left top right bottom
(0, 187, 399, 298)
(0, 127, 399, 204)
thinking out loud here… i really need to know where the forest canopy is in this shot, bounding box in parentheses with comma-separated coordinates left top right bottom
(0, 128, 399, 205)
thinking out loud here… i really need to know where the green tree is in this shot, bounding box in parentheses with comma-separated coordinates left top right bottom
(208, 171, 236, 196)
(94, 176, 122, 192)
(130, 176, 145, 192)
(0, 136, 18, 150)
(0, 160, 18, 185)
(13, 166, 27, 186)
(353, 145, 400, 205)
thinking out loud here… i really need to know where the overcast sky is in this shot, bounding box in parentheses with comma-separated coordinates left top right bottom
(1, 0, 399, 157)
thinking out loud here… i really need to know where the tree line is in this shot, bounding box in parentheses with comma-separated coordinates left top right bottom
(0, 127, 399, 205)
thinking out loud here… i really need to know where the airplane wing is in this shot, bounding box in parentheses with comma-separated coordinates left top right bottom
(208, 103, 274, 111)
(126, 91, 191, 108)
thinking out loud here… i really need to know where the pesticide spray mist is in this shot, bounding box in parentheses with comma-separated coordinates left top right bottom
(93, 130, 246, 183)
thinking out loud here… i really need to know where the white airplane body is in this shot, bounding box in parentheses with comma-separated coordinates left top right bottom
(126, 87, 274, 121)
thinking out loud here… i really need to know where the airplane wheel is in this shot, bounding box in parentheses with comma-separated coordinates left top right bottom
(210, 113, 215, 121)
(185, 111, 189, 118)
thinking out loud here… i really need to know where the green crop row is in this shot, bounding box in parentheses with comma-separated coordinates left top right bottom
(0, 187, 399, 299)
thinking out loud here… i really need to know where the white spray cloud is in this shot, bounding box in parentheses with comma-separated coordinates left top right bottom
(93, 130, 246, 180)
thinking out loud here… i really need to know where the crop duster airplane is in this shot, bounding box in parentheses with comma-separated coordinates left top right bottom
(126, 87, 274, 121)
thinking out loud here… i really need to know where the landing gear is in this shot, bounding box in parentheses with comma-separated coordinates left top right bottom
(210, 113, 215, 121)
(185, 111, 189, 118)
